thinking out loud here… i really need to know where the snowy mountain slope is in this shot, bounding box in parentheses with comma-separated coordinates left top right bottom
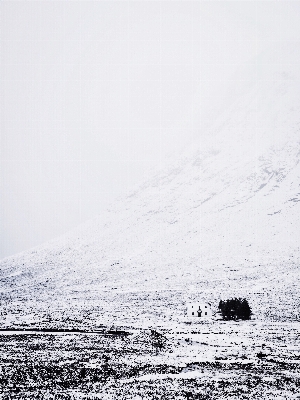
(1, 44, 300, 325)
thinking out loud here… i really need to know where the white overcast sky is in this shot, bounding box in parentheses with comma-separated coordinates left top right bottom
(1, 1, 300, 259)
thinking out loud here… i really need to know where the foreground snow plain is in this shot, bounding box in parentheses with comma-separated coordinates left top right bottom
(0, 319, 299, 399)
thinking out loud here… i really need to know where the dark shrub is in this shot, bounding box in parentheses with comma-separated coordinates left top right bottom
(150, 330, 167, 355)
(218, 298, 252, 320)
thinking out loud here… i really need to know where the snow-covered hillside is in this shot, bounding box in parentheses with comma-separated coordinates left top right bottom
(1, 44, 300, 325)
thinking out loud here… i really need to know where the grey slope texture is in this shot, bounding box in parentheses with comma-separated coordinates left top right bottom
(1, 44, 300, 323)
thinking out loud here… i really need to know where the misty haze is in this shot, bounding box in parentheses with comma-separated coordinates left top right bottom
(1, 1, 300, 399)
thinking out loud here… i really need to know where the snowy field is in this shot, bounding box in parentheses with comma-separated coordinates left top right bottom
(0, 319, 299, 399)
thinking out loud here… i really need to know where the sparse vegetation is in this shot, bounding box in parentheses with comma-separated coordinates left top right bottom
(150, 329, 167, 355)
(218, 298, 252, 320)
(0, 322, 299, 399)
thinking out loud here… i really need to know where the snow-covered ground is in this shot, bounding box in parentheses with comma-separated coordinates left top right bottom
(0, 320, 299, 399)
